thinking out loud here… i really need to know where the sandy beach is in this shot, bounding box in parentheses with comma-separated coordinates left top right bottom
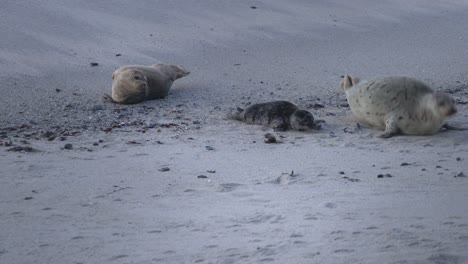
(1, 1, 468, 263)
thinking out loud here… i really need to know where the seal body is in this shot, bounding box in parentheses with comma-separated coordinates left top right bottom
(110, 64, 189, 104)
(230, 101, 320, 131)
(341, 75, 458, 138)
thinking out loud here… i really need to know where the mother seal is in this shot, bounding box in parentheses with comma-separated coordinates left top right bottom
(341, 75, 463, 138)
(108, 64, 189, 104)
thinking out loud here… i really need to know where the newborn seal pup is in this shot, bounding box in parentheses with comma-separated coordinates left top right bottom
(341, 75, 463, 138)
(108, 64, 189, 104)
(229, 100, 321, 131)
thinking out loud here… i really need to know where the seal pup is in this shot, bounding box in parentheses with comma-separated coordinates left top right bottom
(108, 64, 189, 104)
(229, 101, 321, 131)
(341, 75, 463, 138)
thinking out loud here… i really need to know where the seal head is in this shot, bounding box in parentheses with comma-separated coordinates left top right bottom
(290, 110, 320, 131)
(108, 63, 190, 104)
(111, 68, 148, 104)
(433, 92, 457, 117)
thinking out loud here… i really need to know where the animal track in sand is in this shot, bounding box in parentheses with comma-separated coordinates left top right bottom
(217, 183, 243, 192)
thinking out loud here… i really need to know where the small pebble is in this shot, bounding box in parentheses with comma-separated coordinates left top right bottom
(311, 103, 324, 109)
(205, 146, 214, 151)
(456, 157, 462, 161)
(400, 162, 411, 166)
(159, 167, 170, 172)
(343, 176, 360, 182)
(197, 175, 208, 179)
(24, 197, 33, 200)
(250, 6, 257, 9)
(264, 133, 277, 144)
(339, 171, 345, 175)
(91, 105, 104, 111)
(90, 62, 99, 66)
(377, 173, 393, 178)
(64, 143, 73, 150)
(454, 172, 466, 178)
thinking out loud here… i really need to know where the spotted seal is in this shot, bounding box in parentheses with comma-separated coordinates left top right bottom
(107, 64, 189, 104)
(341, 75, 463, 138)
(229, 100, 321, 131)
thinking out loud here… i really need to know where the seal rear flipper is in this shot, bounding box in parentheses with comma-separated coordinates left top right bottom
(172, 65, 190, 79)
(227, 107, 244, 120)
(341, 74, 354, 91)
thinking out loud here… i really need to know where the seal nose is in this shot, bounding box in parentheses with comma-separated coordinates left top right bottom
(448, 107, 457, 116)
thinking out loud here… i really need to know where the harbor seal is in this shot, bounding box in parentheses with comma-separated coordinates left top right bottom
(108, 64, 189, 104)
(341, 75, 462, 138)
(229, 101, 321, 131)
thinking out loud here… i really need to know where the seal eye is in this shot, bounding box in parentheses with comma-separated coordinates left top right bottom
(439, 102, 446, 107)
(133, 75, 141, 80)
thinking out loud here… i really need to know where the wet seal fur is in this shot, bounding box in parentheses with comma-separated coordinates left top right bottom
(229, 101, 321, 131)
(341, 75, 464, 138)
(107, 64, 189, 104)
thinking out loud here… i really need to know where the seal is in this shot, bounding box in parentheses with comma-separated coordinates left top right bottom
(341, 75, 463, 138)
(229, 100, 321, 131)
(107, 64, 189, 104)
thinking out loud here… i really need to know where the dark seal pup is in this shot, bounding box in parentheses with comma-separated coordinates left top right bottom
(229, 101, 321, 131)
(107, 64, 190, 104)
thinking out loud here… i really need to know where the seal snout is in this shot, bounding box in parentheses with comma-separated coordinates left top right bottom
(448, 106, 457, 116)
(308, 122, 321, 130)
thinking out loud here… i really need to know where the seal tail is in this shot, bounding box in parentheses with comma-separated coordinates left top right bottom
(172, 65, 190, 79)
(227, 107, 244, 120)
(340, 74, 353, 91)
(341, 74, 360, 91)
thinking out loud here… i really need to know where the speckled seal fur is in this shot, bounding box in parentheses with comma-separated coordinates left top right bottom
(341, 75, 460, 138)
(108, 64, 189, 104)
(229, 101, 320, 131)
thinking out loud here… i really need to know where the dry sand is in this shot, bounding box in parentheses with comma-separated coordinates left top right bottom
(1, 1, 468, 263)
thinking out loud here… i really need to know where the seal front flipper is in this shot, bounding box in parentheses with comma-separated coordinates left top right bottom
(273, 123, 288, 132)
(441, 123, 468, 131)
(379, 116, 399, 138)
